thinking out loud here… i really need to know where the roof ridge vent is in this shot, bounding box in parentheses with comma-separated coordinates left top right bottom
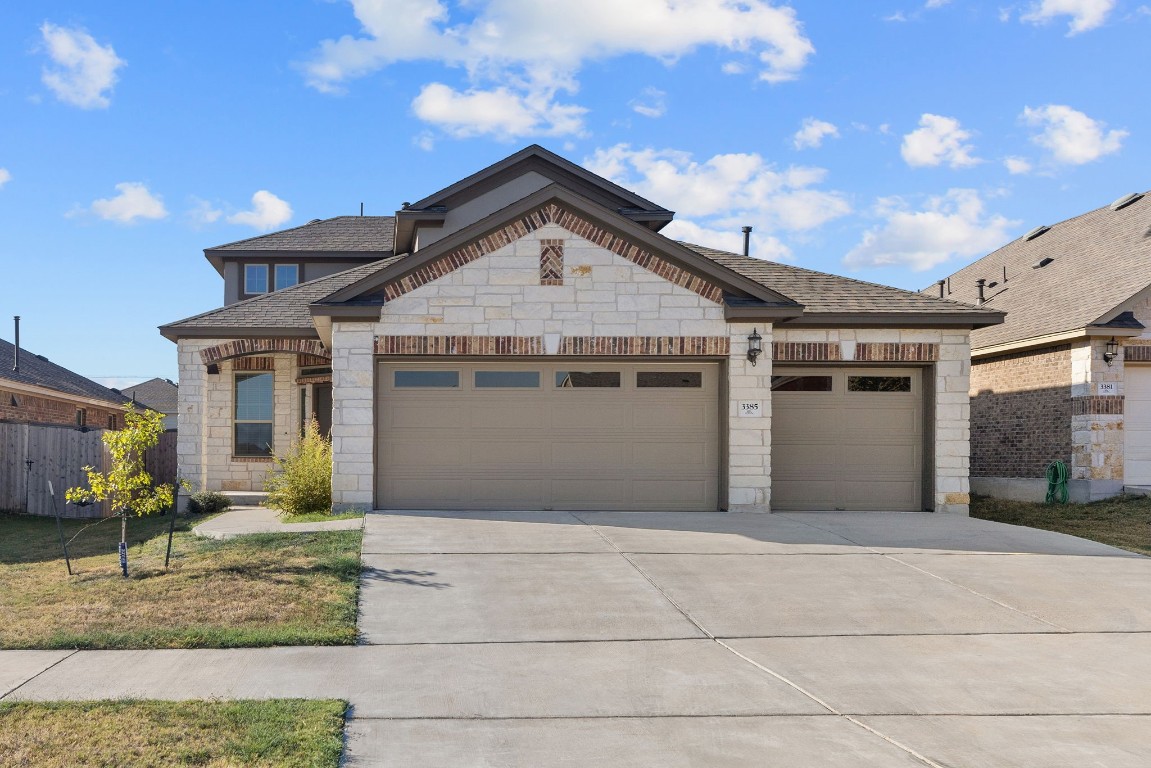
(1110, 192, 1144, 211)
(308, 218, 323, 224)
(1032, 256, 1055, 269)
(1024, 225, 1050, 241)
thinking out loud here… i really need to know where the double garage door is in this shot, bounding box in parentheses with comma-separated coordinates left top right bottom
(376, 361, 720, 511)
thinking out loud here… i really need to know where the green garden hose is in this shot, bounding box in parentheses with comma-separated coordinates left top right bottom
(1045, 460, 1069, 504)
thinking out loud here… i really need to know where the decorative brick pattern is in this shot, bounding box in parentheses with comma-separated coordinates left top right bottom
(296, 374, 332, 385)
(855, 342, 939, 362)
(377, 336, 545, 355)
(232, 356, 274, 371)
(1123, 345, 1151, 362)
(540, 238, 564, 285)
(560, 337, 730, 356)
(298, 354, 330, 367)
(199, 338, 329, 365)
(379, 203, 724, 303)
(1072, 395, 1124, 415)
(970, 345, 1072, 478)
(772, 342, 841, 362)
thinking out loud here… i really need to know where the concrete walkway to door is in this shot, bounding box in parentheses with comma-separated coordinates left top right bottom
(5, 510, 1151, 766)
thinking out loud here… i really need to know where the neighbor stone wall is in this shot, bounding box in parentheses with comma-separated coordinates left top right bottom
(774, 327, 972, 515)
(969, 345, 1072, 478)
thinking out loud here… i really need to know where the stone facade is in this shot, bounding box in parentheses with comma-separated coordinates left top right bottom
(773, 327, 972, 515)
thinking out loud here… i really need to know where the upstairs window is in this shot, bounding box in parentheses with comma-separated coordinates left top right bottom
(274, 264, 299, 291)
(244, 264, 269, 294)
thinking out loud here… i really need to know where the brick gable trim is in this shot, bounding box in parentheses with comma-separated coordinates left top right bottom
(199, 338, 329, 365)
(379, 202, 724, 304)
(856, 342, 939, 362)
(773, 342, 841, 362)
(375, 336, 730, 356)
(1071, 395, 1124, 415)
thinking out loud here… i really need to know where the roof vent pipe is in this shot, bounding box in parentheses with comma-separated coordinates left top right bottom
(12, 316, 19, 372)
(741, 226, 752, 258)
(975, 279, 986, 305)
(937, 280, 945, 298)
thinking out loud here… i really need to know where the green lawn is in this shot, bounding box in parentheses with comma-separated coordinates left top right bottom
(278, 509, 366, 524)
(0, 511, 362, 649)
(971, 493, 1151, 556)
(0, 699, 346, 768)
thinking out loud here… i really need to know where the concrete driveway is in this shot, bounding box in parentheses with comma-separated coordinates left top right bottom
(7, 510, 1151, 766)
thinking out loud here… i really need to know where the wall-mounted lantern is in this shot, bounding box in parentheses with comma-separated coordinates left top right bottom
(1104, 338, 1120, 367)
(747, 329, 763, 367)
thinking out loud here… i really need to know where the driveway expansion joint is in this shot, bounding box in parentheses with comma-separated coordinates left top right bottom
(0, 649, 79, 700)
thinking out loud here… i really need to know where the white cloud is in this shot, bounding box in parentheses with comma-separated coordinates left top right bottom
(227, 191, 293, 231)
(39, 23, 125, 109)
(89, 182, 167, 223)
(630, 87, 667, 119)
(187, 198, 223, 225)
(792, 118, 839, 149)
(304, 0, 814, 138)
(0, 169, 10, 189)
(925, 0, 953, 7)
(844, 189, 1018, 272)
(663, 219, 793, 260)
(1022, 104, 1127, 165)
(412, 82, 587, 139)
(1020, 0, 1115, 34)
(901, 114, 980, 168)
(1003, 156, 1033, 174)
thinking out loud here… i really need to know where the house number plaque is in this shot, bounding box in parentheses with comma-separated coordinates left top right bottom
(739, 401, 762, 418)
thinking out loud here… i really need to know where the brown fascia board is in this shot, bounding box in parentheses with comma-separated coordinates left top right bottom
(773, 310, 1006, 329)
(392, 208, 449, 257)
(318, 184, 799, 309)
(204, 249, 391, 276)
(407, 145, 672, 224)
(158, 325, 319, 342)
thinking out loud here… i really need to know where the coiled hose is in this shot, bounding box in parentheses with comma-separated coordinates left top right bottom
(1045, 459, 1069, 504)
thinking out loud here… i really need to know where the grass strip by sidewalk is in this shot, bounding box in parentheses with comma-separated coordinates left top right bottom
(0, 512, 361, 650)
(971, 493, 1151, 556)
(278, 510, 365, 524)
(0, 699, 345, 768)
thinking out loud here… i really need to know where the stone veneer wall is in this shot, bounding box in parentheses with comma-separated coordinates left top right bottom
(773, 327, 972, 515)
(969, 345, 1073, 478)
(1070, 338, 1123, 495)
(177, 338, 300, 496)
(329, 220, 775, 512)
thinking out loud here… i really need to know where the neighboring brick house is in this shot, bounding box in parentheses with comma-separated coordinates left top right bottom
(162, 146, 1000, 514)
(0, 337, 130, 429)
(121, 377, 179, 431)
(929, 190, 1151, 501)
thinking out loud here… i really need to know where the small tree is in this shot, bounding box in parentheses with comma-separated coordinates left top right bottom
(67, 406, 174, 577)
(264, 417, 333, 516)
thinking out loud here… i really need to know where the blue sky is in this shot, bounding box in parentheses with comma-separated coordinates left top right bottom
(0, 0, 1146, 385)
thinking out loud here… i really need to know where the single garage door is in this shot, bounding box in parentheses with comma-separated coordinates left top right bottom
(1124, 365, 1151, 485)
(771, 367, 924, 511)
(376, 361, 720, 510)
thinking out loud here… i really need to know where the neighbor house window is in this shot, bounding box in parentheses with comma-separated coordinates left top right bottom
(235, 373, 274, 456)
(244, 264, 269, 294)
(274, 264, 299, 291)
(76, 409, 86, 427)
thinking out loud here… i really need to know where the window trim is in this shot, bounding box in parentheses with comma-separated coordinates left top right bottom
(234, 371, 275, 457)
(474, 370, 542, 389)
(244, 263, 270, 295)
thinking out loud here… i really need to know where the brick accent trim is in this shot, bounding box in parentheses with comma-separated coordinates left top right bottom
(1071, 395, 1124, 415)
(377, 336, 545, 355)
(200, 338, 328, 364)
(773, 342, 841, 362)
(296, 374, 332, 385)
(1123, 345, 1151, 362)
(375, 335, 730, 356)
(855, 342, 939, 362)
(379, 203, 724, 303)
(540, 238, 564, 285)
(231, 456, 274, 463)
(298, 354, 330, 367)
(232, 356, 274, 371)
(560, 337, 730, 355)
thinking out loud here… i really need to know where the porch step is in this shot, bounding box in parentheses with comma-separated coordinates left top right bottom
(222, 491, 267, 507)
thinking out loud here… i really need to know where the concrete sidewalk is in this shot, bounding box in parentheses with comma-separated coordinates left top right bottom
(5, 510, 1151, 767)
(191, 505, 364, 539)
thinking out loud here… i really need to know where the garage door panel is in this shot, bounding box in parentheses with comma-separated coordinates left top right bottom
(1125, 366, 1151, 485)
(772, 367, 923, 512)
(378, 362, 719, 511)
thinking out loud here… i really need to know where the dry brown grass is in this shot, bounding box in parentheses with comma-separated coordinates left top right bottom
(0, 513, 361, 649)
(971, 493, 1151, 556)
(0, 699, 345, 768)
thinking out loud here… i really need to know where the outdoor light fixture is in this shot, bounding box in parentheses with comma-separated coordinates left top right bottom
(747, 328, 763, 366)
(1104, 338, 1120, 367)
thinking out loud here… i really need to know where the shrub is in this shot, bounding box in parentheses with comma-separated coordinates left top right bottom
(264, 418, 333, 516)
(186, 491, 233, 515)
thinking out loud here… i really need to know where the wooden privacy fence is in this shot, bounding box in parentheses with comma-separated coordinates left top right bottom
(0, 423, 177, 519)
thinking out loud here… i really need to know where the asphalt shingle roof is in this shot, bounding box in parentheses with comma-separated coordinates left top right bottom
(930, 191, 1151, 350)
(120, 377, 178, 413)
(683, 243, 987, 315)
(0, 338, 130, 406)
(162, 257, 402, 333)
(208, 216, 396, 252)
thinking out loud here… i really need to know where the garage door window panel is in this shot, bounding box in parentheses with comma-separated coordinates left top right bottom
(771, 375, 833, 392)
(637, 371, 702, 388)
(394, 370, 460, 388)
(474, 370, 541, 388)
(555, 371, 621, 388)
(848, 376, 912, 393)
